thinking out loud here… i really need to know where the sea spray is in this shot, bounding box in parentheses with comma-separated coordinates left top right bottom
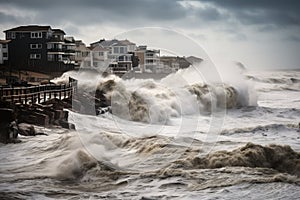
(51, 61, 257, 123)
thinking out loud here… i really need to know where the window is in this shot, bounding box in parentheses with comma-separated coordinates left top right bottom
(146, 60, 154, 64)
(30, 44, 42, 49)
(7, 32, 15, 39)
(146, 53, 154, 57)
(120, 47, 125, 54)
(30, 54, 41, 59)
(31, 32, 43, 38)
(66, 45, 74, 50)
(113, 47, 119, 54)
(118, 55, 130, 61)
(47, 54, 54, 61)
(99, 52, 104, 56)
(82, 51, 89, 57)
(3, 52, 8, 58)
(2, 44, 7, 48)
(47, 43, 54, 49)
(58, 55, 63, 61)
(53, 34, 63, 40)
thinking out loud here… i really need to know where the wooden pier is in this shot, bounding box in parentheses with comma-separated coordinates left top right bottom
(0, 77, 77, 105)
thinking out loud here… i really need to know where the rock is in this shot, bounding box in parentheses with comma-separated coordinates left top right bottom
(18, 123, 36, 136)
(0, 108, 15, 122)
(33, 113, 50, 126)
(43, 98, 72, 110)
(54, 109, 63, 120)
(59, 120, 75, 130)
(63, 110, 69, 121)
(97, 106, 111, 115)
(0, 121, 19, 144)
(0, 122, 10, 143)
(0, 109, 18, 144)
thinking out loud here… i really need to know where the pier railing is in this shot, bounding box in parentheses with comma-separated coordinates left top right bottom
(0, 77, 77, 104)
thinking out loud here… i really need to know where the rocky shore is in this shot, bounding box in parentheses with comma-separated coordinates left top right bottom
(0, 98, 75, 144)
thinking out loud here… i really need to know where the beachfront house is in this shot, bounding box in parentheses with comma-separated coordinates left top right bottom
(134, 45, 161, 73)
(4, 25, 77, 74)
(90, 39, 138, 76)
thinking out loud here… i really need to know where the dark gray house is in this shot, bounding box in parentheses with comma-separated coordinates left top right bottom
(4, 25, 76, 73)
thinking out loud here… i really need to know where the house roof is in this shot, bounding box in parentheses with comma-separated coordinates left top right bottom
(4, 25, 51, 32)
(111, 40, 128, 47)
(75, 42, 90, 51)
(120, 39, 135, 45)
(91, 39, 116, 47)
(100, 39, 121, 47)
(64, 36, 75, 43)
(76, 45, 90, 52)
(91, 39, 136, 47)
(52, 29, 66, 35)
(91, 45, 110, 52)
(0, 39, 11, 44)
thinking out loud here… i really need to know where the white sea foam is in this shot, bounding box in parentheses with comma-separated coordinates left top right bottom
(52, 61, 257, 123)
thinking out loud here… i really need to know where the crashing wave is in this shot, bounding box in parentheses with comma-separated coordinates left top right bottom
(174, 143, 300, 177)
(96, 78, 256, 122)
(187, 83, 241, 112)
(52, 67, 257, 123)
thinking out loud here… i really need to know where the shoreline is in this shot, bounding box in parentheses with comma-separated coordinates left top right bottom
(0, 98, 75, 144)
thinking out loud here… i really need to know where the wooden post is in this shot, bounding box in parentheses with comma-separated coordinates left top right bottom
(11, 87, 14, 103)
(49, 85, 52, 99)
(37, 85, 40, 103)
(44, 91, 46, 102)
(19, 88, 22, 103)
(59, 85, 62, 100)
(64, 84, 66, 99)
(24, 88, 27, 104)
(54, 86, 57, 99)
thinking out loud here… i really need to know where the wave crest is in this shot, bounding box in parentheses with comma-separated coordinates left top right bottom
(176, 143, 300, 177)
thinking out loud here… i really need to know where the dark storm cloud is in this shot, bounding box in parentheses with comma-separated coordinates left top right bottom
(202, 0, 300, 27)
(0, 12, 19, 24)
(0, 0, 187, 24)
(194, 6, 224, 21)
(1, 0, 299, 29)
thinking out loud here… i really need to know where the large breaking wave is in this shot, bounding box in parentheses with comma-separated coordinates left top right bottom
(52, 62, 257, 123)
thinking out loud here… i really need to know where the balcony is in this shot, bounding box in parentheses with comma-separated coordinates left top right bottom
(48, 37, 64, 43)
(64, 49, 76, 54)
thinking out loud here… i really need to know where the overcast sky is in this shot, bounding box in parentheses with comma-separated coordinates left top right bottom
(0, 0, 300, 69)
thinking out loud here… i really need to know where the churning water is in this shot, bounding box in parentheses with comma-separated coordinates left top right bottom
(1, 65, 300, 199)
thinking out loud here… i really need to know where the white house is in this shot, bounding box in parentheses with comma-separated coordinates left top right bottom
(90, 39, 137, 75)
(90, 45, 110, 69)
(135, 45, 160, 73)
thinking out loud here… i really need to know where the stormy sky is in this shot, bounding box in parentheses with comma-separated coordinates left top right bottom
(0, 0, 300, 69)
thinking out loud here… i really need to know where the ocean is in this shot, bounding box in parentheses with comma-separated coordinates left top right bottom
(0, 65, 299, 199)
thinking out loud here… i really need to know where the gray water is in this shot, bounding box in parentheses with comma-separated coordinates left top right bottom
(0, 70, 300, 199)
